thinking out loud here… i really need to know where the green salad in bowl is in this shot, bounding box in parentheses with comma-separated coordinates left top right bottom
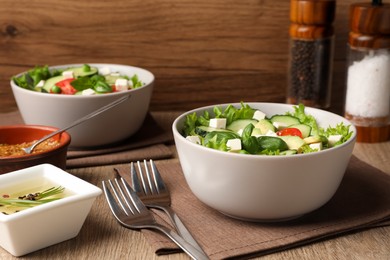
(172, 102, 357, 221)
(10, 63, 154, 147)
(182, 103, 353, 156)
(12, 64, 144, 95)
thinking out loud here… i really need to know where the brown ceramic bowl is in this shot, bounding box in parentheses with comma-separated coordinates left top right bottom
(0, 125, 71, 174)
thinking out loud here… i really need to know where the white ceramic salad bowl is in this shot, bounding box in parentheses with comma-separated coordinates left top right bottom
(11, 63, 154, 147)
(0, 164, 101, 256)
(172, 102, 357, 221)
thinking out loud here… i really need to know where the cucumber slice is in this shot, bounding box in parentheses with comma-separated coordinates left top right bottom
(68, 66, 98, 77)
(227, 119, 258, 133)
(105, 74, 127, 85)
(42, 75, 65, 92)
(195, 126, 232, 137)
(254, 119, 276, 134)
(270, 115, 300, 129)
(289, 124, 312, 138)
(278, 136, 306, 150)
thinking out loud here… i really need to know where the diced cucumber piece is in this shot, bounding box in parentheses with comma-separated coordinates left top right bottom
(195, 126, 232, 137)
(251, 127, 263, 136)
(257, 136, 288, 151)
(289, 124, 312, 138)
(304, 135, 328, 146)
(304, 135, 322, 144)
(254, 119, 276, 134)
(42, 75, 65, 92)
(270, 115, 300, 129)
(278, 136, 306, 150)
(227, 119, 258, 133)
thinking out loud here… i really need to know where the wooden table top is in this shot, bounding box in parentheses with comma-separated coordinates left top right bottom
(0, 119, 389, 259)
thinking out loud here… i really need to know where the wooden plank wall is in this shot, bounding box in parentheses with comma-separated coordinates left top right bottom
(0, 0, 373, 114)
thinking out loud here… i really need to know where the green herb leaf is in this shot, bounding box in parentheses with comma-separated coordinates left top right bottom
(70, 77, 94, 91)
(94, 81, 112, 93)
(241, 123, 260, 154)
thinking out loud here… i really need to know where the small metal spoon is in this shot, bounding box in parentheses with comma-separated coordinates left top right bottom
(22, 94, 131, 154)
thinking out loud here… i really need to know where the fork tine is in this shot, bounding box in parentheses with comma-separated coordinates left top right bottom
(130, 162, 143, 193)
(114, 178, 136, 215)
(120, 177, 149, 213)
(108, 179, 134, 215)
(143, 159, 158, 194)
(149, 159, 167, 193)
(137, 161, 151, 195)
(102, 180, 129, 219)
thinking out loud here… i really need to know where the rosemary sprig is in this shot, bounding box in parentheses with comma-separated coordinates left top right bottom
(0, 186, 65, 208)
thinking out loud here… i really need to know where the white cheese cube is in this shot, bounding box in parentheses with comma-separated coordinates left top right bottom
(99, 67, 111, 75)
(209, 118, 227, 129)
(62, 70, 74, 79)
(36, 80, 45, 88)
(186, 136, 201, 144)
(115, 78, 129, 91)
(309, 142, 322, 151)
(81, 88, 96, 95)
(226, 138, 242, 151)
(252, 110, 266, 121)
(328, 135, 343, 147)
(265, 130, 277, 136)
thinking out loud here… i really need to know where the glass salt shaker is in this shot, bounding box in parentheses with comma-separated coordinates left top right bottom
(287, 0, 336, 109)
(345, 0, 390, 142)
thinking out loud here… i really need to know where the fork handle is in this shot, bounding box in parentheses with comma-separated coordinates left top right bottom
(158, 206, 205, 254)
(154, 223, 209, 260)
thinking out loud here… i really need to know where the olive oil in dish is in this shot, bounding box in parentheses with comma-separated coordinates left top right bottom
(0, 180, 70, 215)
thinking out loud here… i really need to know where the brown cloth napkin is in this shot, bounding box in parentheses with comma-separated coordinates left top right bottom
(66, 113, 174, 168)
(121, 156, 390, 259)
(0, 110, 175, 169)
(67, 144, 172, 168)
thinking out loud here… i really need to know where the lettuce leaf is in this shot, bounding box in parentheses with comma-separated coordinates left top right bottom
(12, 65, 60, 91)
(324, 123, 353, 146)
(203, 131, 240, 151)
(287, 104, 321, 136)
(182, 103, 255, 137)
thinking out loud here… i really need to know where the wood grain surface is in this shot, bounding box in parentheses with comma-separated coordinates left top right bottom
(0, 0, 369, 114)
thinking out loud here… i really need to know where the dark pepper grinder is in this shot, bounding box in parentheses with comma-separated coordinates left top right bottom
(287, 0, 336, 109)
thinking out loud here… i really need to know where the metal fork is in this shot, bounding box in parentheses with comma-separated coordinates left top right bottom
(126, 159, 205, 254)
(102, 178, 209, 260)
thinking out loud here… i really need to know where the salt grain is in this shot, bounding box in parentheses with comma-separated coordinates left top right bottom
(345, 51, 390, 118)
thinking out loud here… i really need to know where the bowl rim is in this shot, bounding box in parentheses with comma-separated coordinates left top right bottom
(10, 63, 155, 99)
(0, 125, 71, 161)
(172, 102, 357, 160)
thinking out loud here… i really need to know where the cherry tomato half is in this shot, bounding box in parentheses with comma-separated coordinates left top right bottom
(276, 127, 303, 138)
(54, 78, 77, 95)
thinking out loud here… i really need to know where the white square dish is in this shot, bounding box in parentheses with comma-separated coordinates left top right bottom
(0, 164, 102, 256)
